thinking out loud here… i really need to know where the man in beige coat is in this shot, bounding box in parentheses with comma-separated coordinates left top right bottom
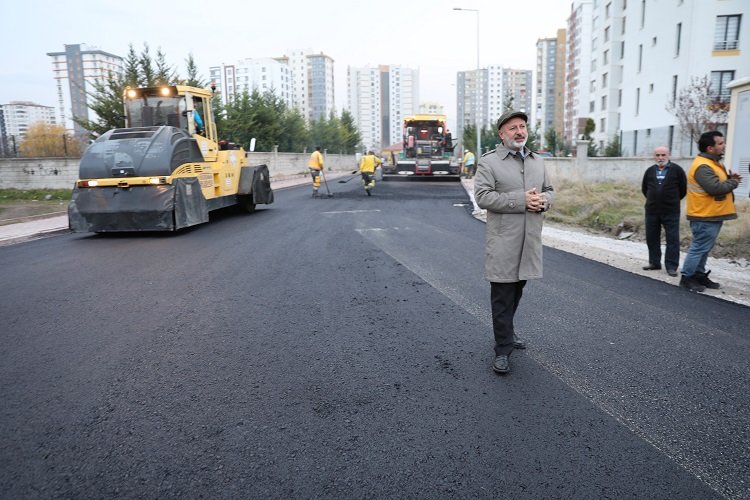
(474, 110, 554, 374)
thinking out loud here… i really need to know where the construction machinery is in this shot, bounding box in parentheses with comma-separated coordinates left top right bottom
(383, 114, 459, 178)
(68, 84, 273, 232)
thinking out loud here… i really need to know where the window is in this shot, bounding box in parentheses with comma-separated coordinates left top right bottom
(602, 95, 607, 110)
(606, 2, 611, 18)
(621, 41, 626, 59)
(671, 75, 678, 106)
(640, 0, 646, 28)
(711, 70, 735, 101)
(600, 118, 606, 132)
(714, 15, 741, 50)
(675, 23, 682, 56)
(618, 89, 623, 107)
(603, 49, 609, 64)
(602, 72, 609, 87)
(622, 16, 627, 34)
(605, 26, 610, 42)
(638, 44, 643, 72)
(635, 87, 641, 115)
(590, 80, 597, 92)
(590, 100, 595, 112)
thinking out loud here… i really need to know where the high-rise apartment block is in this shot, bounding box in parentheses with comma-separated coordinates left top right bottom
(536, 30, 567, 151)
(0, 101, 57, 156)
(210, 50, 335, 124)
(47, 44, 123, 137)
(561, 0, 748, 156)
(209, 58, 293, 108)
(457, 66, 532, 153)
(347, 65, 419, 151)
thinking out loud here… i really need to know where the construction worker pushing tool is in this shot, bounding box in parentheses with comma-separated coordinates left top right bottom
(308, 146, 325, 197)
(359, 151, 382, 196)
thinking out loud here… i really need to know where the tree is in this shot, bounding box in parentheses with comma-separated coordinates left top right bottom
(77, 44, 187, 138)
(184, 53, 205, 87)
(73, 70, 126, 136)
(278, 108, 309, 152)
(19, 123, 83, 157)
(338, 110, 361, 154)
(138, 43, 156, 87)
(123, 44, 140, 87)
(526, 123, 540, 152)
(154, 48, 177, 86)
(582, 118, 598, 157)
(544, 128, 561, 155)
(666, 75, 729, 154)
(603, 134, 622, 157)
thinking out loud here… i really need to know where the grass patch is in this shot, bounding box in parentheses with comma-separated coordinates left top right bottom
(547, 179, 750, 259)
(0, 188, 72, 202)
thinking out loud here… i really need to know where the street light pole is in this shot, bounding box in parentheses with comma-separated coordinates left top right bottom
(453, 7, 481, 156)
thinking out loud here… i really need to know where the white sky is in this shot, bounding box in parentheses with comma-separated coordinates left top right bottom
(1, 0, 571, 129)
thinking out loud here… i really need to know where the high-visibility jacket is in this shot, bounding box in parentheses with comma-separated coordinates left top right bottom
(359, 154, 382, 173)
(686, 154, 737, 221)
(463, 151, 475, 166)
(308, 150, 324, 170)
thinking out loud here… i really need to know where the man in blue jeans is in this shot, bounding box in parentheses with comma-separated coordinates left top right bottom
(641, 146, 686, 276)
(680, 131, 742, 292)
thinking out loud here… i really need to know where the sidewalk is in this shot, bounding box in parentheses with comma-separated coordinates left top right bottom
(2, 175, 747, 307)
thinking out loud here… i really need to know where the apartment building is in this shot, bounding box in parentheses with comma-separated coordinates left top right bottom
(457, 66, 532, 153)
(208, 58, 293, 108)
(347, 65, 419, 151)
(568, 0, 748, 156)
(209, 50, 334, 123)
(536, 29, 567, 150)
(46, 44, 123, 137)
(0, 101, 56, 156)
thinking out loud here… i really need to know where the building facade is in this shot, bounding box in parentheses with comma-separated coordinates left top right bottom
(209, 49, 334, 123)
(536, 29, 567, 151)
(457, 66, 532, 153)
(208, 58, 292, 107)
(46, 44, 123, 137)
(347, 65, 419, 151)
(565, 0, 594, 145)
(0, 102, 55, 156)
(566, 0, 748, 156)
(618, 0, 749, 156)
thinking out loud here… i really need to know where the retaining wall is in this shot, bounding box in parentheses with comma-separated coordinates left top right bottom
(0, 153, 695, 190)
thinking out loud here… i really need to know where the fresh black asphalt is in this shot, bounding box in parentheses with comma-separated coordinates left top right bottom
(0, 177, 747, 498)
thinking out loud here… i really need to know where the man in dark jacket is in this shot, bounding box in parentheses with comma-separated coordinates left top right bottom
(641, 146, 687, 276)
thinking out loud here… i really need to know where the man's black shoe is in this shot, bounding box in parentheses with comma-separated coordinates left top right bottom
(513, 337, 527, 349)
(695, 271, 720, 289)
(680, 275, 706, 293)
(667, 269, 678, 277)
(642, 264, 661, 270)
(492, 355, 510, 374)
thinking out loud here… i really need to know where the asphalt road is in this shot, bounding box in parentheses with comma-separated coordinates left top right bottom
(0, 177, 747, 499)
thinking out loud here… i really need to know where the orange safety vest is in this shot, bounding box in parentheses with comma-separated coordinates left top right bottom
(686, 156, 736, 220)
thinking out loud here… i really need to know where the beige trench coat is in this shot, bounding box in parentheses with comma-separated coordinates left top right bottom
(474, 145, 554, 283)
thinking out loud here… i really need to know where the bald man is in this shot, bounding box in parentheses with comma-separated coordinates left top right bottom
(641, 146, 687, 276)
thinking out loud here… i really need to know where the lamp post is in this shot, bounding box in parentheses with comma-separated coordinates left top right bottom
(453, 7, 481, 156)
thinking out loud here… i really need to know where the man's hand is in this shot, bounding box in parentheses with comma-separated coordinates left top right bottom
(729, 172, 743, 183)
(525, 188, 544, 212)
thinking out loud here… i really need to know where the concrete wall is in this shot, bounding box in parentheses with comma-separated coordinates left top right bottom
(0, 152, 359, 190)
(546, 156, 693, 184)
(0, 151, 694, 190)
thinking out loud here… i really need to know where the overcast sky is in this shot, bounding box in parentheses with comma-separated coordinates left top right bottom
(2, 0, 571, 127)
